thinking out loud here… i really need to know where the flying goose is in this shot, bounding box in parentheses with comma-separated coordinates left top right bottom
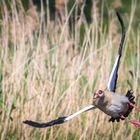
(23, 12, 136, 128)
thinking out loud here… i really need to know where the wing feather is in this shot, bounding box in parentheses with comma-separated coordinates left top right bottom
(23, 105, 95, 128)
(107, 11, 126, 92)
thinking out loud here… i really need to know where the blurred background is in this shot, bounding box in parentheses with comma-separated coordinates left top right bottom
(0, 0, 140, 140)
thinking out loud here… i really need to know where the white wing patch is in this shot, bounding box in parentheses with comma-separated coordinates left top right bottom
(65, 105, 96, 121)
(107, 55, 120, 92)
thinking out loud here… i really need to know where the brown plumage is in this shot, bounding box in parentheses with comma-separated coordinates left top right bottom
(93, 90, 129, 118)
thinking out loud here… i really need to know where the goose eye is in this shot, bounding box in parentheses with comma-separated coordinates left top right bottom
(98, 90, 104, 97)
(98, 90, 102, 94)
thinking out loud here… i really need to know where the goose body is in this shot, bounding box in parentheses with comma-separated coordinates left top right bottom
(93, 90, 129, 118)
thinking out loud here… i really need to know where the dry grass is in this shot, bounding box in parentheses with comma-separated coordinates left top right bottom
(0, 1, 140, 140)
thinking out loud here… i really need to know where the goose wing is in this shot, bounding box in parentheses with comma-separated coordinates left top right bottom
(23, 105, 95, 128)
(107, 12, 126, 92)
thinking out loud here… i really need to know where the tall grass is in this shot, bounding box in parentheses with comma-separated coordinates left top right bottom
(0, 1, 140, 140)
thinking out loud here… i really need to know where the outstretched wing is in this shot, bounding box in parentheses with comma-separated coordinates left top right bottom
(23, 105, 95, 128)
(107, 11, 126, 92)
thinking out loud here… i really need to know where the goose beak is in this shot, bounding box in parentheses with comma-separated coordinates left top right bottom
(93, 92, 99, 99)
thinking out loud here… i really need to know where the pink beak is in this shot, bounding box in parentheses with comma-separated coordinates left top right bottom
(93, 93, 98, 99)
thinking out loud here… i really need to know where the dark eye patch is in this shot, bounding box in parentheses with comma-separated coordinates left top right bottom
(98, 90, 102, 94)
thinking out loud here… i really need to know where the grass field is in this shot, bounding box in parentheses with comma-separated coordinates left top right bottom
(0, 1, 140, 140)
